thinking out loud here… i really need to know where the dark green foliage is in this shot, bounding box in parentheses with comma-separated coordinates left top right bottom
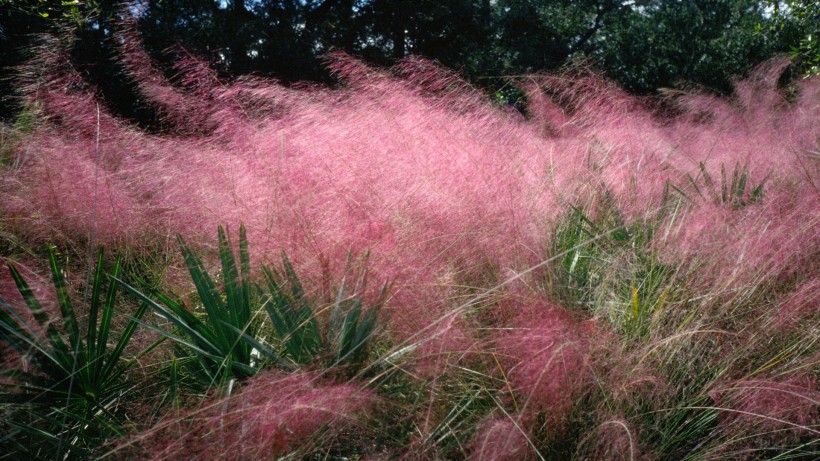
(638, 354, 726, 459)
(770, 0, 820, 77)
(261, 257, 321, 366)
(425, 370, 499, 458)
(671, 161, 768, 209)
(546, 189, 675, 339)
(3, 0, 816, 127)
(128, 0, 820, 96)
(595, 1, 777, 93)
(263, 251, 388, 370)
(116, 225, 276, 387)
(117, 225, 387, 389)
(547, 190, 639, 309)
(0, 247, 149, 460)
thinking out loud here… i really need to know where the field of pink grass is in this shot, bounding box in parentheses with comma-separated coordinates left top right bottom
(0, 27, 817, 460)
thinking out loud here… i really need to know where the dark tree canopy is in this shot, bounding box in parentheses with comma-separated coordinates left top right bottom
(1, 0, 817, 121)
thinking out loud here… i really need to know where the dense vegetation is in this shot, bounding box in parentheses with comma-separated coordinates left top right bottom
(1, 0, 818, 121)
(0, 3, 818, 461)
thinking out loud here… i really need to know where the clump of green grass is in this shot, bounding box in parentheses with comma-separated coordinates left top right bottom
(117, 225, 388, 390)
(0, 247, 152, 460)
(0, 102, 40, 169)
(670, 161, 769, 209)
(544, 187, 678, 340)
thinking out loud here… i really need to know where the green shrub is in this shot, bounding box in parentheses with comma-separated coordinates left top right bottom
(0, 247, 149, 460)
(117, 225, 388, 389)
(545, 189, 676, 340)
(263, 250, 388, 370)
(671, 161, 768, 209)
(117, 225, 279, 388)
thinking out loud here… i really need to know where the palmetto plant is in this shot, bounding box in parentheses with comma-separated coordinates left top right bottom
(671, 161, 768, 209)
(116, 225, 275, 388)
(0, 247, 149, 460)
(546, 191, 674, 339)
(117, 224, 387, 389)
(263, 250, 388, 370)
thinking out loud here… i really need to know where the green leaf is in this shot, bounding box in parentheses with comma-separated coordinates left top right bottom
(720, 163, 728, 204)
(1, 249, 153, 458)
(99, 301, 148, 383)
(95, 254, 122, 376)
(239, 224, 252, 328)
(218, 225, 242, 330)
(48, 246, 81, 360)
(114, 277, 222, 358)
(177, 234, 231, 352)
(6, 262, 69, 356)
(263, 262, 320, 364)
(85, 249, 105, 362)
(220, 322, 294, 371)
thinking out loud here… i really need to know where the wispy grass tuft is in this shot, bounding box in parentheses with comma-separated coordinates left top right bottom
(0, 21, 817, 459)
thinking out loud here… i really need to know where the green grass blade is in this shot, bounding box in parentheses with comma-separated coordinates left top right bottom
(720, 163, 728, 203)
(687, 173, 703, 198)
(329, 251, 353, 341)
(217, 225, 252, 363)
(220, 323, 295, 371)
(729, 163, 739, 200)
(177, 234, 231, 352)
(338, 300, 362, 360)
(0, 299, 33, 355)
(698, 161, 719, 204)
(150, 291, 215, 342)
(0, 310, 71, 379)
(103, 335, 166, 390)
(281, 252, 306, 301)
(122, 315, 224, 363)
(262, 266, 296, 337)
(168, 356, 179, 409)
(47, 247, 81, 360)
(154, 294, 223, 353)
(669, 182, 692, 201)
(735, 164, 746, 200)
(218, 225, 241, 328)
(263, 294, 292, 344)
(86, 249, 105, 365)
(95, 254, 122, 376)
(262, 265, 317, 362)
(698, 161, 713, 191)
(6, 262, 69, 355)
(239, 224, 252, 329)
(0, 309, 64, 378)
(99, 301, 149, 382)
(113, 277, 221, 357)
(349, 306, 377, 362)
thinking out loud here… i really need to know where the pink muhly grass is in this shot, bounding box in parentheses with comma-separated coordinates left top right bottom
(664, 63, 819, 182)
(0, 259, 60, 371)
(707, 376, 819, 457)
(0, 257, 54, 308)
(469, 416, 535, 461)
(2, 22, 818, 390)
(492, 302, 593, 434)
(117, 372, 374, 460)
(0, 256, 68, 327)
(772, 278, 819, 331)
(657, 178, 819, 315)
(13, 38, 104, 138)
(115, 18, 218, 135)
(1, 15, 819, 460)
(575, 418, 645, 461)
